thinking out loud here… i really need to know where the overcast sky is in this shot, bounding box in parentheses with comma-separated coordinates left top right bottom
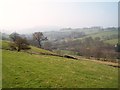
(0, 0, 118, 33)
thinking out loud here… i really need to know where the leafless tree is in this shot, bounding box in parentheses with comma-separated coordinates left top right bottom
(9, 32, 20, 42)
(33, 32, 47, 48)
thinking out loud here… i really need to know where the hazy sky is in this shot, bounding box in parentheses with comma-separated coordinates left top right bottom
(0, 0, 118, 33)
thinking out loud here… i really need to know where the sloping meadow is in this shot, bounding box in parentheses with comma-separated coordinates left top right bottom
(2, 50, 118, 88)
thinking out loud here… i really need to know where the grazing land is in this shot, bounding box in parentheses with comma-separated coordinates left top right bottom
(1, 28, 119, 88)
(2, 41, 118, 88)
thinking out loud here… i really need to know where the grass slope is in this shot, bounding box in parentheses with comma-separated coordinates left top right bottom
(0, 40, 55, 55)
(104, 39, 118, 45)
(0, 40, 1, 88)
(86, 30, 117, 39)
(30, 46, 55, 55)
(2, 50, 118, 88)
(0, 40, 10, 50)
(73, 30, 118, 42)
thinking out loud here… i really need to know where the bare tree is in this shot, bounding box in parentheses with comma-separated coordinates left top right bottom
(9, 32, 20, 42)
(33, 32, 47, 48)
(9, 33, 30, 52)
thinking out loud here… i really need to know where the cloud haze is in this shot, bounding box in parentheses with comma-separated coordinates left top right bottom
(0, 0, 118, 33)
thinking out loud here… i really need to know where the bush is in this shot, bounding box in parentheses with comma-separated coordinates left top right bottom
(9, 32, 31, 52)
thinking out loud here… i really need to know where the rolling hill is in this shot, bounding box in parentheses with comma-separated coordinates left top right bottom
(69, 30, 118, 46)
(1, 40, 119, 88)
(104, 39, 118, 45)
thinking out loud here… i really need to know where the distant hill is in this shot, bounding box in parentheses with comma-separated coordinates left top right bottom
(43, 27, 117, 41)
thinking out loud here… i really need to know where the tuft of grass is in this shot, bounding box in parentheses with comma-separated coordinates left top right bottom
(2, 50, 118, 88)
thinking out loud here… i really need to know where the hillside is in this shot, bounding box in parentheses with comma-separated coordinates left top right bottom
(49, 30, 118, 54)
(1, 40, 119, 88)
(104, 39, 118, 45)
(73, 30, 118, 44)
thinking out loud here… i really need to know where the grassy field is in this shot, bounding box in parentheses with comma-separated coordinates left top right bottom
(73, 30, 118, 41)
(0, 40, 10, 50)
(2, 49, 118, 88)
(1, 39, 119, 88)
(0, 40, 55, 55)
(0, 49, 2, 89)
(30, 46, 55, 55)
(0, 39, 2, 88)
(87, 30, 118, 39)
(104, 39, 118, 45)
